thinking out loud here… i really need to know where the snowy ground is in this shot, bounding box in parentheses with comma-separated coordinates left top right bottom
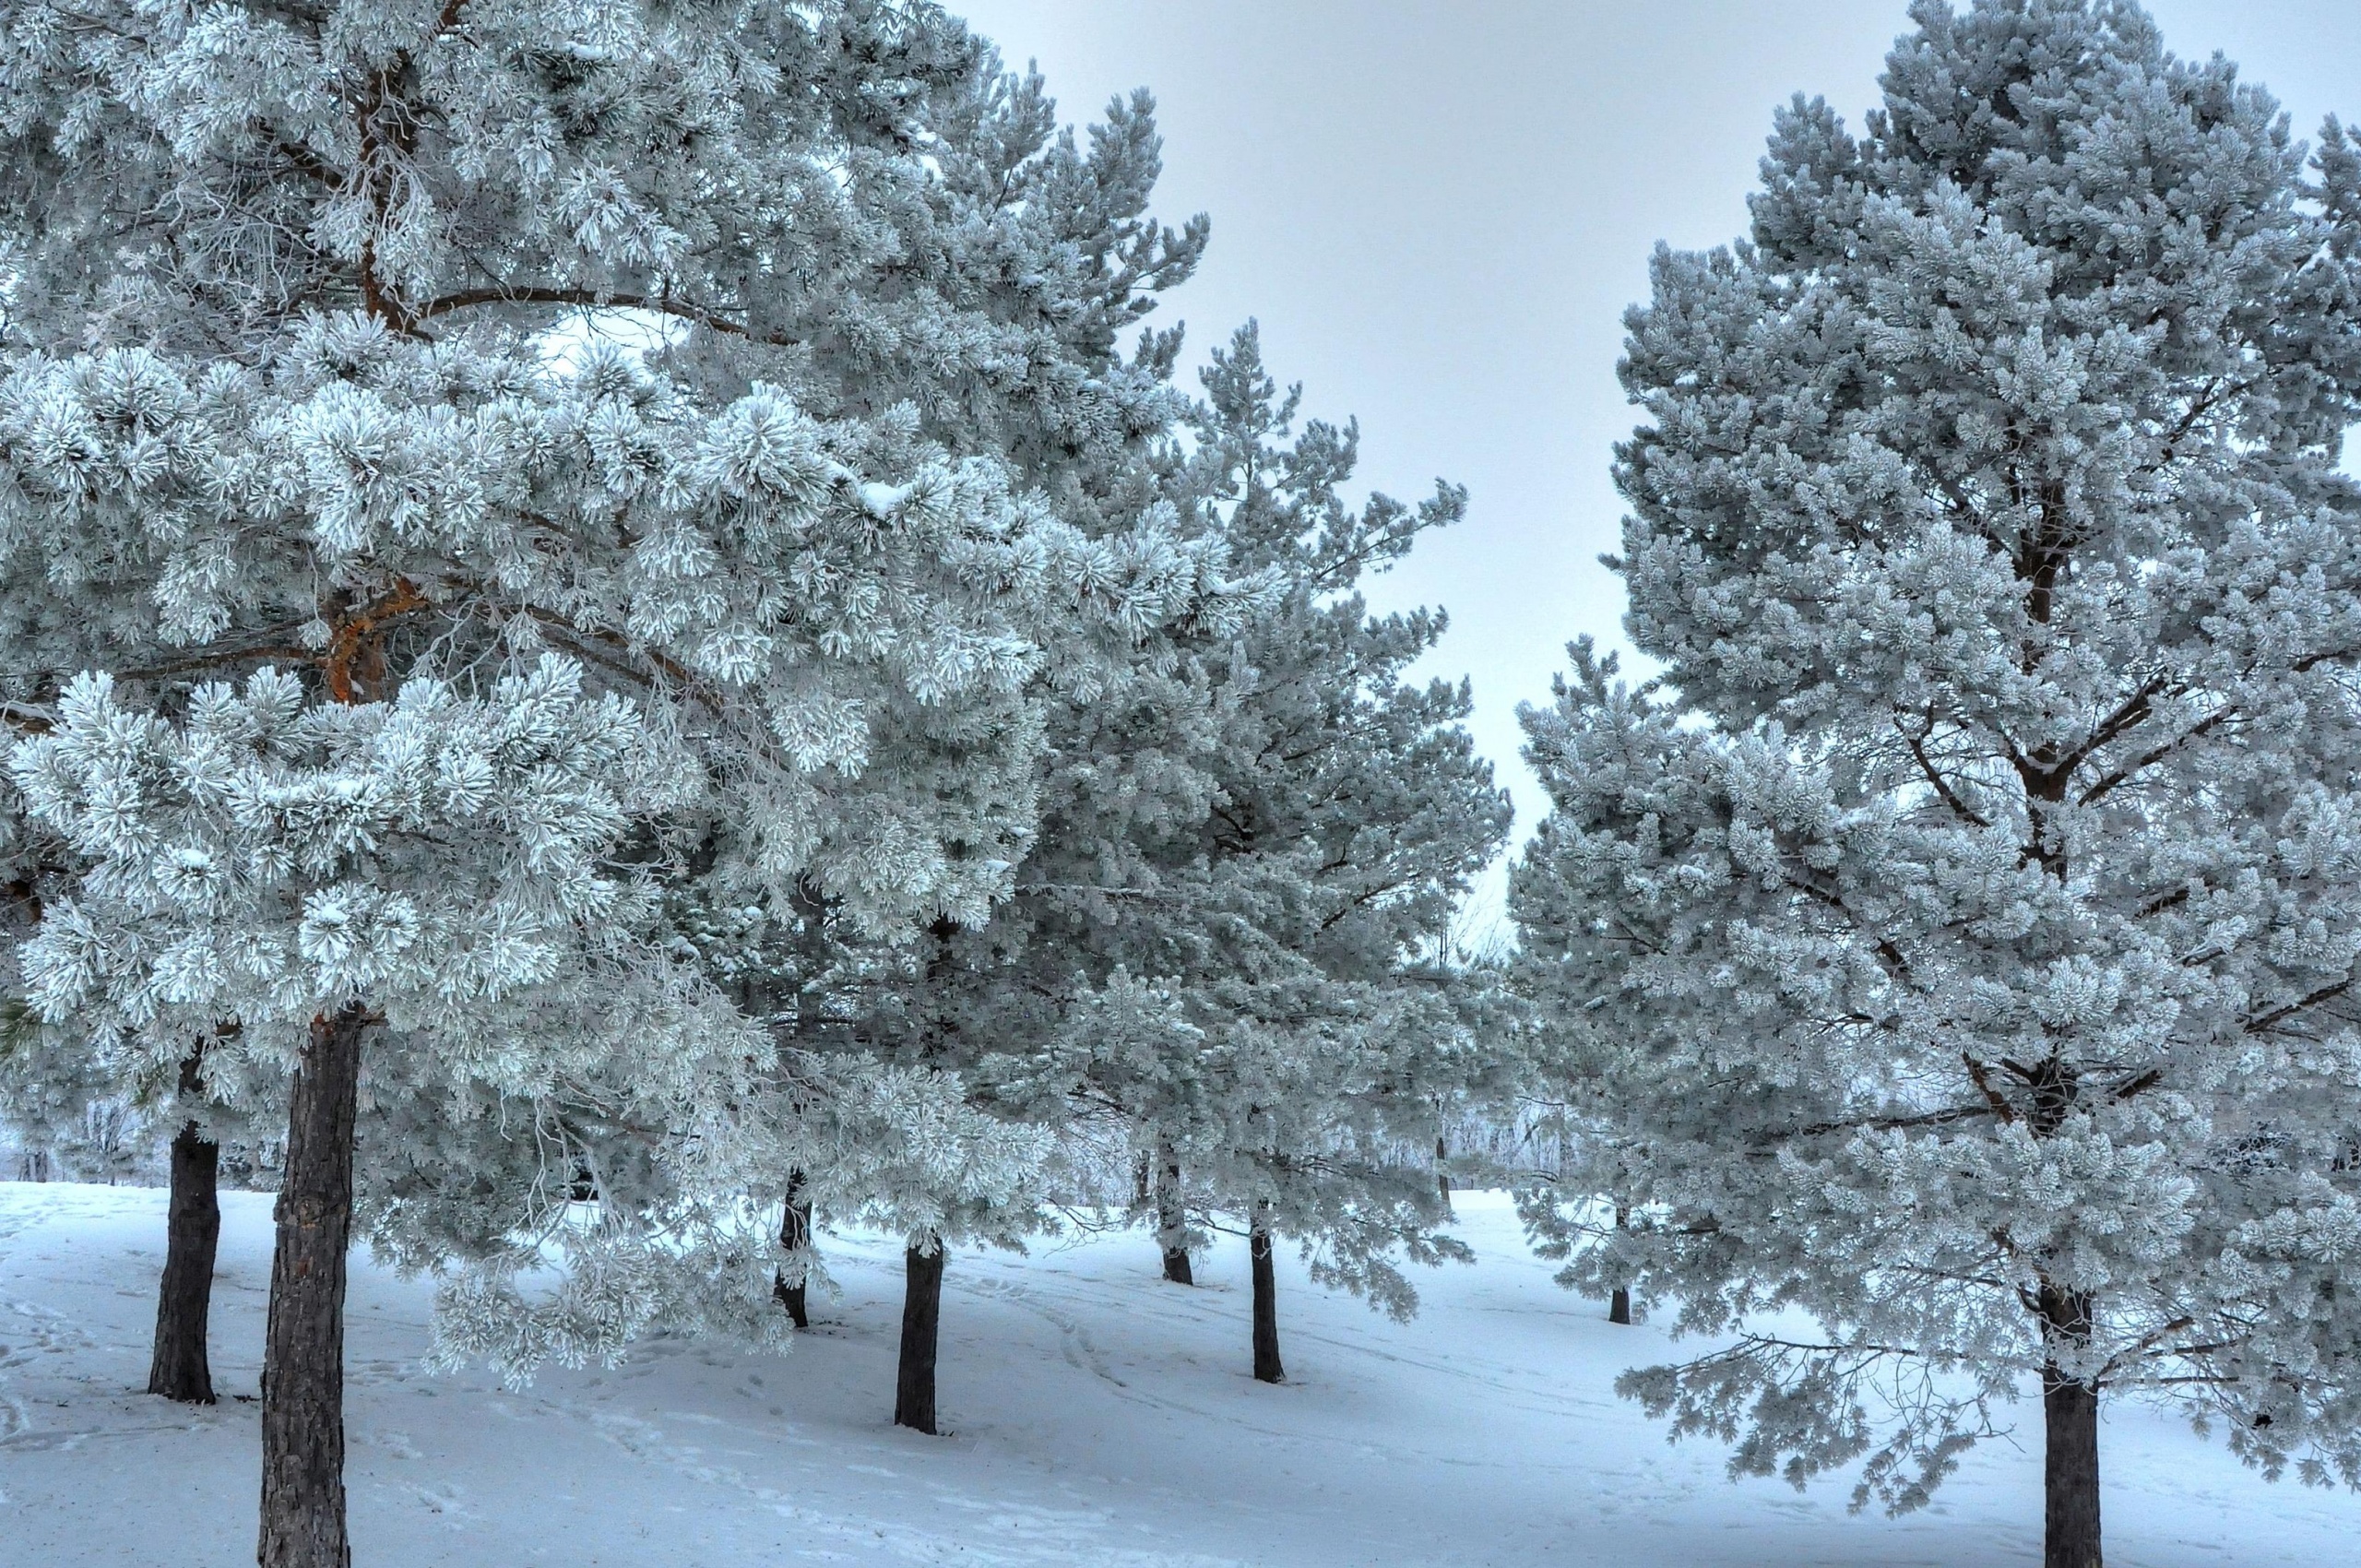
(3, 1182, 2355, 1566)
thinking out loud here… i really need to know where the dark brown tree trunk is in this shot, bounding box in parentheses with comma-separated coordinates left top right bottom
(2044, 1371, 2102, 1568)
(148, 1111, 220, 1404)
(2038, 1284, 2103, 1568)
(1435, 1132, 1453, 1210)
(895, 1235, 944, 1434)
(772, 1171, 812, 1331)
(1607, 1203, 1632, 1324)
(1250, 1205, 1285, 1384)
(258, 1005, 366, 1568)
(1157, 1143, 1192, 1285)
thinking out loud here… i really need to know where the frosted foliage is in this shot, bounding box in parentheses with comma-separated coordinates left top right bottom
(0, 0, 1205, 429)
(0, 0, 1238, 933)
(8, 659, 761, 1358)
(11, 657, 738, 1086)
(624, 324, 1508, 1327)
(0, 326, 1242, 930)
(1515, 0, 2361, 1514)
(0, 0, 1242, 1363)
(946, 324, 1512, 1313)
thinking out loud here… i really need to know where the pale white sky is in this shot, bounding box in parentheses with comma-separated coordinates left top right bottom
(954, 1, 2361, 860)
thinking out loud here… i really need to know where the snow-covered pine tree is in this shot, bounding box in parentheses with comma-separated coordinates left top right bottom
(371, 53, 1234, 1436)
(980, 323, 1511, 1383)
(761, 58, 1231, 1437)
(0, 1000, 112, 1182)
(1513, 5, 2361, 1565)
(11, 659, 737, 1559)
(0, 0, 1229, 1559)
(0, 947, 289, 1400)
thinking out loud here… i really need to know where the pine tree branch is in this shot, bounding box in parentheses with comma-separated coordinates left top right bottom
(2079, 647, 2361, 807)
(1784, 873, 1916, 985)
(1717, 1332, 1940, 1362)
(1963, 1055, 2019, 1124)
(1895, 707, 1989, 826)
(409, 286, 799, 346)
(2055, 672, 2177, 779)
(6, 632, 319, 691)
(2076, 702, 2233, 807)
(1769, 1103, 2001, 1143)
(2245, 980, 2353, 1036)
(323, 578, 431, 703)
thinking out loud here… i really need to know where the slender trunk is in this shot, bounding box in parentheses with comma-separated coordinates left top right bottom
(772, 1171, 812, 1331)
(1157, 1143, 1192, 1286)
(258, 1005, 366, 1568)
(148, 1111, 220, 1403)
(895, 1234, 944, 1434)
(1250, 1205, 1285, 1384)
(1608, 1203, 1632, 1324)
(1133, 1150, 1151, 1208)
(1435, 1133, 1453, 1211)
(2038, 1284, 2103, 1568)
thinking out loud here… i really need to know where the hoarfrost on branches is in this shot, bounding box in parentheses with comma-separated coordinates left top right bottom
(1513, 0, 2361, 1526)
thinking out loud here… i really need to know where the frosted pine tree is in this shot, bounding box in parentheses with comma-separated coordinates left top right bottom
(378, 55, 1240, 1434)
(979, 324, 1511, 1383)
(1513, 5, 2361, 1566)
(769, 60, 1233, 1435)
(0, 2, 1229, 1561)
(10, 659, 744, 1557)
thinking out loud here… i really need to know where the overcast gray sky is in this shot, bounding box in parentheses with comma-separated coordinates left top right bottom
(953, 0, 2361, 874)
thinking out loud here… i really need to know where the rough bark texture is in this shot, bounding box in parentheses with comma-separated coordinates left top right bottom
(1250, 1206, 1285, 1384)
(895, 1236, 944, 1435)
(1157, 1144, 1192, 1286)
(2044, 1371, 2103, 1567)
(1435, 1133, 1453, 1210)
(773, 1171, 813, 1331)
(258, 1006, 366, 1568)
(2038, 1282, 2104, 1568)
(147, 1111, 220, 1404)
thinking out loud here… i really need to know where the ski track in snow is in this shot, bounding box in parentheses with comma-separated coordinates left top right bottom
(1, 1181, 2356, 1566)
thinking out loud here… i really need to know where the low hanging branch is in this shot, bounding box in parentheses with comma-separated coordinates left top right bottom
(409, 286, 801, 348)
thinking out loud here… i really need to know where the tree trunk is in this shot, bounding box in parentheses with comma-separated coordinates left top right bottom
(1157, 1143, 1192, 1285)
(148, 1112, 220, 1404)
(2043, 1369, 2102, 1567)
(772, 1171, 812, 1331)
(1250, 1205, 1285, 1384)
(1435, 1132, 1453, 1210)
(2037, 1283, 2103, 1568)
(895, 1234, 944, 1434)
(1607, 1203, 1632, 1324)
(258, 1005, 366, 1568)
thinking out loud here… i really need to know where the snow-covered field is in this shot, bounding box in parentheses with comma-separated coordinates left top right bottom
(2, 1181, 2353, 1566)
